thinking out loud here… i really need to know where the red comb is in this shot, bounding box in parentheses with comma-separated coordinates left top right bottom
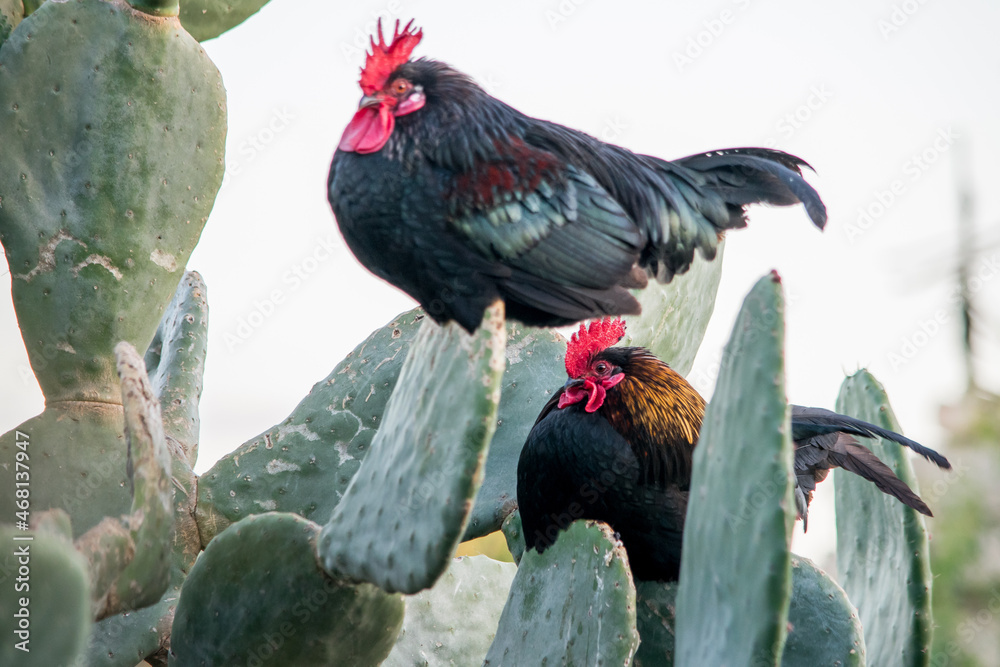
(359, 19, 423, 96)
(564, 317, 627, 378)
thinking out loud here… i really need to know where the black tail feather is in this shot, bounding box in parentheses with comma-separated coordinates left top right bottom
(674, 148, 828, 230)
(825, 435, 932, 516)
(791, 405, 951, 470)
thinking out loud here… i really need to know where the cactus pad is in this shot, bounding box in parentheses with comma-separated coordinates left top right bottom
(633, 556, 865, 666)
(0, 525, 91, 667)
(171, 512, 404, 666)
(179, 0, 271, 41)
(144, 270, 209, 468)
(835, 370, 932, 667)
(675, 272, 794, 667)
(783, 555, 866, 667)
(196, 308, 426, 544)
(0, 0, 226, 403)
(383, 555, 517, 666)
(485, 520, 640, 666)
(500, 509, 525, 565)
(318, 304, 506, 594)
(464, 322, 567, 540)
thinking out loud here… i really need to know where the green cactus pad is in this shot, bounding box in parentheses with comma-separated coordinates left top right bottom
(485, 520, 639, 666)
(71, 342, 174, 620)
(783, 555, 866, 667)
(0, 0, 226, 404)
(675, 272, 795, 667)
(171, 512, 404, 667)
(835, 370, 932, 667)
(82, 273, 211, 663)
(196, 308, 426, 544)
(382, 555, 517, 666)
(0, 524, 91, 667)
(318, 304, 506, 594)
(464, 322, 567, 541)
(179, 0, 271, 41)
(143, 271, 209, 568)
(110, 341, 174, 614)
(624, 239, 725, 376)
(500, 509, 525, 565)
(145, 270, 208, 468)
(85, 564, 184, 666)
(0, 407, 131, 537)
(633, 556, 864, 666)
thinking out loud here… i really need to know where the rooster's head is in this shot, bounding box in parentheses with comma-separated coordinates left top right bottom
(558, 318, 629, 413)
(339, 19, 424, 154)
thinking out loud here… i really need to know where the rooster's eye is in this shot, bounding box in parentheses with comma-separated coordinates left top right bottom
(594, 362, 608, 374)
(391, 79, 411, 95)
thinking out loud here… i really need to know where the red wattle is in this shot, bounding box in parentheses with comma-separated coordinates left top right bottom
(338, 105, 394, 154)
(557, 373, 625, 412)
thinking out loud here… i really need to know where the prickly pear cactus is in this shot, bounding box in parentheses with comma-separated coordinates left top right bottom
(486, 520, 640, 666)
(464, 322, 568, 540)
(383, 555, 516, 666)
(83, 271, 209, 666)
(171, 512, 405, 667)
(835, 370, 933, 667)
(73, 341, 174, 621)
(179, 0, 272, 41)
(633, 556, 865, 666)
(0, 0, 226, 533)
(0, 0, 225, 404)
(675, 271, 795, 667)
(318, 304, 506, 594)
(195, 308, 427, 544)
(0, 522, 91, 667)
(0, 0, 940, 661)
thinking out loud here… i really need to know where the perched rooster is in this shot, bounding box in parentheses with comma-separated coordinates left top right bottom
(517, 318, 951, 581)
(328, 21, 828, 333)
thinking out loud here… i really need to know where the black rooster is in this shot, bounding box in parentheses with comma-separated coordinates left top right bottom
(517, 318, 951, 581)
(328, 21, 827, 333)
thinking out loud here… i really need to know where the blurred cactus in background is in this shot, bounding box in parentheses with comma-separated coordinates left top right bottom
(0, 2, 945, 665)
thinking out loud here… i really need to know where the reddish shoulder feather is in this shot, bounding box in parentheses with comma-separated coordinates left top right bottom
(451, 138, 562, 210)
(565, 317, 626, 378)
(360, 19, 423, 95)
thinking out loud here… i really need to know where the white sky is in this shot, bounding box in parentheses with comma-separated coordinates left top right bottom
(2, 0, 998, 566)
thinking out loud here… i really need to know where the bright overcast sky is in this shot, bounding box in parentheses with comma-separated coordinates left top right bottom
(2, 0, 998, 565)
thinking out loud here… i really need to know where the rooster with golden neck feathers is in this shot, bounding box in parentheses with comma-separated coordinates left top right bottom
(517, 318, 951, 581)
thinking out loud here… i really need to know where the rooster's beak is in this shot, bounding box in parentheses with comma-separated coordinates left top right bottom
(358, 94, 382, 109)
